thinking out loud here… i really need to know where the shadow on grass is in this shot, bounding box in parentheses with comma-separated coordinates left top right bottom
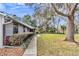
(64, 39, 79, 46)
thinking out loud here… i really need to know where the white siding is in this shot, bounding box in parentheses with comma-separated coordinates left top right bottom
(5, 23, 13, 36)
(0, 15, 4, 48)
(18, 25, 23, 33)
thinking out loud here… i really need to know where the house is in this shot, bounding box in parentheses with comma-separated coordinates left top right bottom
(0, 12, 35, 48)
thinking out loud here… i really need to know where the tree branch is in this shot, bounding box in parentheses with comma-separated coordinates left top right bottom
(52, 4, 68, 17)
(70, 3, 78, 15)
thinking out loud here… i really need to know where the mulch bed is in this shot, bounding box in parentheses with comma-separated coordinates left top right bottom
(0, 47, 25, 56)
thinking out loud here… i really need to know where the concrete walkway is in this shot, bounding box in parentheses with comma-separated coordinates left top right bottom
(23, 36, 37, 56)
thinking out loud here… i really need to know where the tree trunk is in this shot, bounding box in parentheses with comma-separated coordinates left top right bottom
(43, 20, 49, 32)
(65, 15, 75, 42)
(57, 19, 60, 34)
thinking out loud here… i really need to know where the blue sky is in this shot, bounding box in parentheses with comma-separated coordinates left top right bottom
(0, 3, 78, 25)
(0, 3, 35, 18)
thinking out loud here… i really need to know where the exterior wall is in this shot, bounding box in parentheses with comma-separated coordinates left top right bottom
(25, 27, 32, 32)
(5, 23, 13, 36)
(27, 28, 30, 32)
(18, 24, 23, 33)
(0, 15, 4, 48)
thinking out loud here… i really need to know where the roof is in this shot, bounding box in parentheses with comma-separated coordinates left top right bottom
(9, 15, 35, 29)
(0, 12, 35, 29)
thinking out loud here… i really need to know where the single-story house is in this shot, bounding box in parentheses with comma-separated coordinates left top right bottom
(0, 12, 35, 48)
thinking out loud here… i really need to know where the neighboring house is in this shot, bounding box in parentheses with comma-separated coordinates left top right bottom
(0, 12, 35, 48)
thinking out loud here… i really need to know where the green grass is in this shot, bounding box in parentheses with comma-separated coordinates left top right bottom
(37, 34, 79, 56)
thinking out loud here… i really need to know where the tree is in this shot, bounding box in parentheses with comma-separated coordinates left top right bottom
(30, 19, 37, 27)
(56, 18, 60, 33)
(25, 4, 56, 33)
(23, 15, 31, 25)
(33, 4, 55, 32)
(61, 25, 66, 34)
(23, 15, 37, 27)
(52, 3, 78, 42)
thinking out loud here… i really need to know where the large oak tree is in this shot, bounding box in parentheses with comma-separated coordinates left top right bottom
(52, 3, 78, 42)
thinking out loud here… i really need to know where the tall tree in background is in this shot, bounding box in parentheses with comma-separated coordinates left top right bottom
(56, 18, 60, 33)
(23, 15, 31, 25)
(23, 15, 37, 27)
(61, 25, 66, 34)
(33, 4, 55, 32)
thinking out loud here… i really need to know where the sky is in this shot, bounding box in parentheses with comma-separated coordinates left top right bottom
(0, 3, 78, 25)
(0, 3, 35, 18)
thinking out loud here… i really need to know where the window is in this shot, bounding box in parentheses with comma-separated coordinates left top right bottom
(13, 24, 18, 34)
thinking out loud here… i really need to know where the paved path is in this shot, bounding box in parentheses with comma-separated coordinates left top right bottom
(23, 36, 37, 56)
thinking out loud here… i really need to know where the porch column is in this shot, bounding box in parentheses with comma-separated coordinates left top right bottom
(0, 15, 4, 48)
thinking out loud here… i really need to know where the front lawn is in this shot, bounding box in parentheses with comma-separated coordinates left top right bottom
(37, 34, 79, 56)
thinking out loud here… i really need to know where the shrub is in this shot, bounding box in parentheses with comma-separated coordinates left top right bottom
(8, 32, 33, 46)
